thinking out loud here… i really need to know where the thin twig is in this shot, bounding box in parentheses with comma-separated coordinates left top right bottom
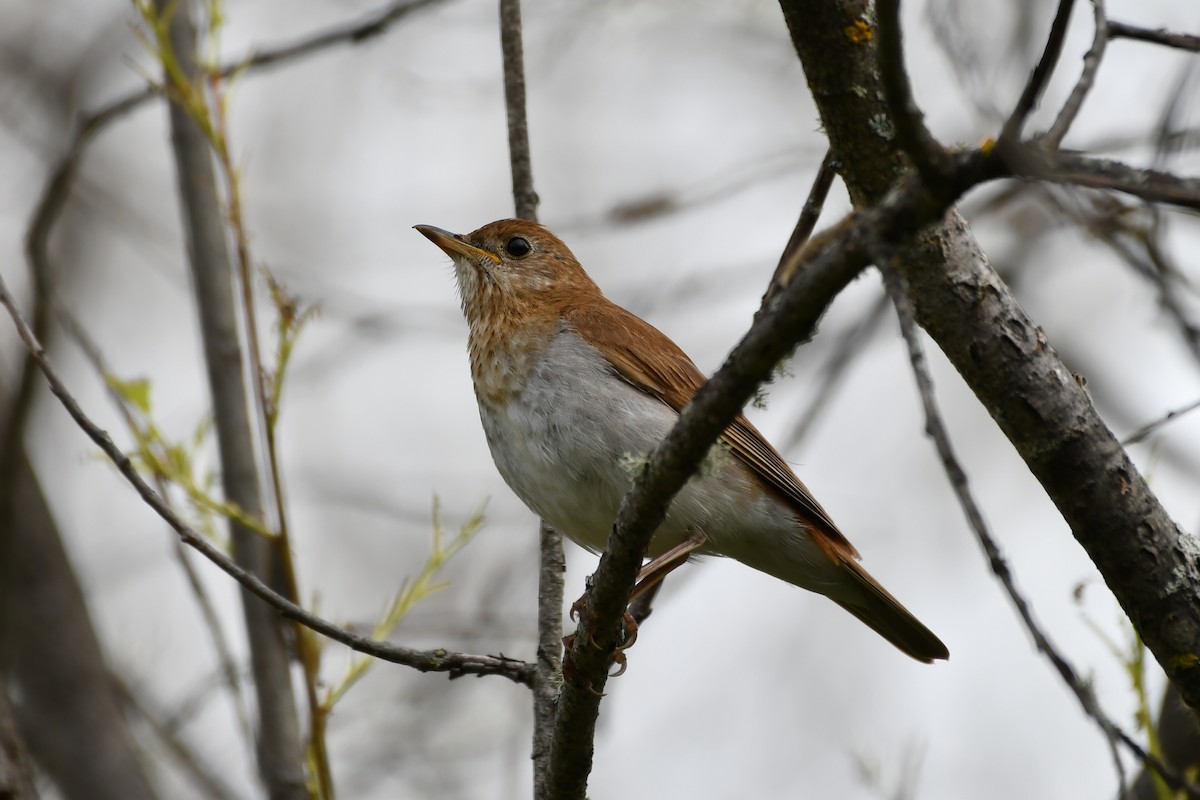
(761, 148, 837, 309)
(1041, 187, 1200, 363)
(153, 0, 307, 791)
(497, 2, 562, 794)
(1108, 21, 1200, 53)
(531, 520, 564, 799)
(56, 308, 256, 752)
(1043, 0, 1108, 148)
(1123, 397, 1200, 446)
(875, 0, 952, 180)
(1022, 151, 1200, 211)
(0, 272, 535, 687)
(499, 0, 539, 221)
(1151, 58, 1199, 169)
(999, 0, 1078, 147)
(883, 267, 1200, 799)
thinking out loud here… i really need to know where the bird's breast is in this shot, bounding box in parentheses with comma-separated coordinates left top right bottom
(472, 324, 811, 565)
(474, 325, 679, 552)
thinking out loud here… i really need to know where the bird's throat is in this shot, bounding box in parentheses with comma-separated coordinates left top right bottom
(465, 305, 559, 409)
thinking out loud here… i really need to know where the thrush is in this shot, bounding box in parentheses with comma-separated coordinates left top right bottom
(416, 219, 948, 663)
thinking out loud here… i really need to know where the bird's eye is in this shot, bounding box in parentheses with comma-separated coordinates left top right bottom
(505, 237, 532, 258)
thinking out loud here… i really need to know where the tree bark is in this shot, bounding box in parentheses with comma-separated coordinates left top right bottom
(156, 0, 307, 795)
(0, 446, 158, 800)
(777, 0, 1200, 712)
(0, 681, 37, 800)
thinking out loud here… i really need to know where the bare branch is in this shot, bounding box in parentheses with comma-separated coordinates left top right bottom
(999, 0, 1078, 147)
(761, 148, 837, 308)
(1019, 150, 1200, 211)
(1042, 0, 1108, 148)
(1108, 21, 1200, 53)
(496, 2, 563, 793)
(499, 0, 539, 221)
(0, 272, 535, 687)
(233, 0, 448, 71)
(875, 0, 953, 180)
(778, 0, 1200, 722)
(883, 268, 1199, 799)
(530, 520, 564, 800)
(1124, 397, 1200, 446)
(154, 0, 306, 791)
(56, 308, 256, 752)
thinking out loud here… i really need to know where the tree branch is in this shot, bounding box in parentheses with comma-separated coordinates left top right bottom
(999, 0, 1077, 147)
(499, 0, 539, 221)
(1123, 397, 1200, 446)
(496, 2, 562, 795)
(761, 148, 837, 308)
(883, 270, 1199, 798)
(777, 0, 1200, 717)
(1042, 0, 1108, 148)
(876, 0, 953, 180)
(0, 270, 536, 688)
(530, 520, 564, 799)
(1108, 21, 1200, 53)
(1019, 150, 1200, 211)
(154, 0, 307, 793)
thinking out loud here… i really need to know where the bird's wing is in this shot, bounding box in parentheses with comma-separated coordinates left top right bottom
(562, 300, 857, 560)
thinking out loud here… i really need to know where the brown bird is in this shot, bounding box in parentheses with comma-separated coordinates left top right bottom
(416, 219, 948, 662)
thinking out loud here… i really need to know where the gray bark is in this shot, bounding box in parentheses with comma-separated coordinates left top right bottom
(0, 445, 157, 800)
(156, 0, 307, 795)
(776, 0, 1200, 713)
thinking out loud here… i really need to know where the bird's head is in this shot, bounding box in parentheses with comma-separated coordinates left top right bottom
(415, 219, 599, 323)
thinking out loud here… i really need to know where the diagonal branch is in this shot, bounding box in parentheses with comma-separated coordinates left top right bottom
(1022, 151, 1200, 211)
(1042, 0, 1108, 148)
(999, 0, 1078, 147)
(0, 269, 535, 687)
(777, 0, 1200, 724)
(761, 148, 837, 308)
(1123, 397, 1200, 446)
(883, 269, 1199, 798)
(875, 0, 953, 180)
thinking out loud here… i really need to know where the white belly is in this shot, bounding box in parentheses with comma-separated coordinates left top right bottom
(476, 327, 814, 569)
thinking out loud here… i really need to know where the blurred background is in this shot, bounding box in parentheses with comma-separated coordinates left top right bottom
(2, 0, 1199, 797)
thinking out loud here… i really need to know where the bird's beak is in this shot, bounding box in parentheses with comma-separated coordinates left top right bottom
(414, 225, 501, 265)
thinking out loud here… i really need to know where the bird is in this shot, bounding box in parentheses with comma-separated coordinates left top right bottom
(415, 219, 948, 663)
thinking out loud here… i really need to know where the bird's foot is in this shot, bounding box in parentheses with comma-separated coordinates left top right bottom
(563, 597, 640, 687)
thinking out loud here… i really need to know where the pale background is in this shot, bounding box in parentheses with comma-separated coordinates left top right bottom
(2, 0, 1199, 796)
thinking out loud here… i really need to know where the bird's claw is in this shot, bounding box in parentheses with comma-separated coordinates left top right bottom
(561, 607, 640, 685)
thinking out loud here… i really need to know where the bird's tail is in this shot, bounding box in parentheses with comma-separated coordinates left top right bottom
(833, 556, 949, 663)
